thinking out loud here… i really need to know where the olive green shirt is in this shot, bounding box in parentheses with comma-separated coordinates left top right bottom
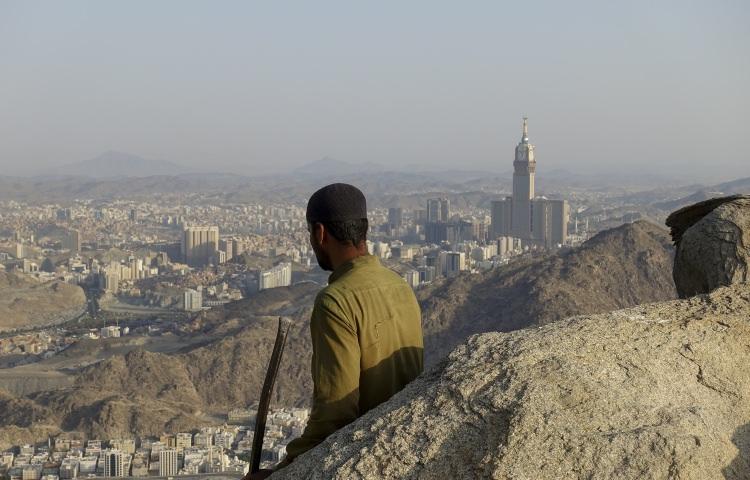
(283, 254, 424, 464)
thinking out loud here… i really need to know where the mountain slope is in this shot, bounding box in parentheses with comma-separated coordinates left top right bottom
(418, 220, 677, 364)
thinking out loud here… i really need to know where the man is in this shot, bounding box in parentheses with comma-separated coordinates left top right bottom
(249, 183, 424, 479)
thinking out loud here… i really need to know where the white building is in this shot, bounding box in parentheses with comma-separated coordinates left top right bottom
(158, 449, 178, 477)
(100, 326, 121, 338)
(258, 262, 292, 291)
(102, 449, 126, 478)
(183, 288, 203, 311)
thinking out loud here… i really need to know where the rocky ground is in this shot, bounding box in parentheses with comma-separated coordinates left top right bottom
(274, 283, 750, 480)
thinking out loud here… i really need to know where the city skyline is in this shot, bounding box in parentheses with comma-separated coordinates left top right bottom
(1, 1, 748, 181)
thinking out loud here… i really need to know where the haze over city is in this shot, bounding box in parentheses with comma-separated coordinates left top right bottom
(1, 1, 748, 181)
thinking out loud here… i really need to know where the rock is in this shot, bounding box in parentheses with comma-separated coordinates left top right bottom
(272, 283, 750, 479)
(666, 195, 750, 298)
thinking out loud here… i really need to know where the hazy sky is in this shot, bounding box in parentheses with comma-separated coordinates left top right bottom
(1, 1, 748, 181)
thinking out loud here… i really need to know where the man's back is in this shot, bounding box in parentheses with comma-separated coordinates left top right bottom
(284, 254, 423, 463)
(322, 254, 423, 413)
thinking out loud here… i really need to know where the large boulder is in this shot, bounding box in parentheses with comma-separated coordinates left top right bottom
(273, 283, 750, 479)
(666, 195, 750, 298)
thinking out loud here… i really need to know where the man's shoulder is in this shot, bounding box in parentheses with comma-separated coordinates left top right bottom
(343, 259, 405, 288)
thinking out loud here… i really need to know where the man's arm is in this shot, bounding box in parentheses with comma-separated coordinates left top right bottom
(281, 293, 360, 465)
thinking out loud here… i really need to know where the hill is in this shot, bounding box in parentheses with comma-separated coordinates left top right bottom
(417, 220, 677, 364)
(0, 272, 86, 331)
(274, 283, 750, 480)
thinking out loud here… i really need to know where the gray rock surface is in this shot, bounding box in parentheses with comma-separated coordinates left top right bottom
(273, 284, 750, 479)
(667, 195, 750, 298)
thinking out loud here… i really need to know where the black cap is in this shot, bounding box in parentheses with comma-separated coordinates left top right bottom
(306, 183, 367, 223)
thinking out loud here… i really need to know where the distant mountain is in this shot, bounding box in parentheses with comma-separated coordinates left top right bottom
(46, 151, 193, 178)
(651, 176, 750, 212)
(714, 176, 750, 194)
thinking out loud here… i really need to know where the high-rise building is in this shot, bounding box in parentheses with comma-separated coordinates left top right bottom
(103, 450, 126, 478)
(103, 271, 120, 294)
(531, 199, 570, 248)
(219, 238, 235, 262)
(183, 288, 203, 311)
(181, 226, 219, 267)
(61, 229, 81, 252)
(158, 449, 178, 477)
(258, 262, 292, 291)
(438, 251, 466, 277)
(440, 198, 450, 223)
(388, 208, 403, 227)
(511, 117, 536, 239)
(14, 242, 25, 259)
(491, 118, 569, 247)
(426, 198, 450, 223)
(491, 200, 513, 239)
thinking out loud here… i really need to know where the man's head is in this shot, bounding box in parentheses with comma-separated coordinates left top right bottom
(306, 183, 369, 271)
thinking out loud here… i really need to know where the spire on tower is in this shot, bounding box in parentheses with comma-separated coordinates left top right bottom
(522, 116, 529, 143)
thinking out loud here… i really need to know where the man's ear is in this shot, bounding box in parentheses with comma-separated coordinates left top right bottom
(313, 222, 326, 246)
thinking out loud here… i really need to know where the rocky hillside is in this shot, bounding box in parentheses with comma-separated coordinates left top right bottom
(0, 284, 320, 447)
(0, 272, 86, 331)
(182, 282, 319, 409)
(418, 220, 677, 363)
(274, 283, 750, 480)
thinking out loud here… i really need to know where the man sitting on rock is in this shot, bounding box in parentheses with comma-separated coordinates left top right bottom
(249, 183, 424, 479)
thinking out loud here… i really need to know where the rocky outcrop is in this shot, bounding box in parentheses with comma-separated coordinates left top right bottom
(667, 195, 750, 298)
(273, 283, 750, 479)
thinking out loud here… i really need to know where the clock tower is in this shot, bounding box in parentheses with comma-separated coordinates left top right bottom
(511, 117, 536, 239)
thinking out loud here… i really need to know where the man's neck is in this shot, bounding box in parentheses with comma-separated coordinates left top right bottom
(329, 245, 368, 271)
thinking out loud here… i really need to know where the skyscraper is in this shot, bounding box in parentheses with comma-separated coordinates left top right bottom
(181, 226, 219, 267)
(62, 229, 81, 252)
(492, 118, 569, 247)
(426, 199, 441, 223)
(440, 198, 451, 223)
(511, 117, 535, 239)
(426, 198, 450, 223)
(388, 207, 403, 228)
